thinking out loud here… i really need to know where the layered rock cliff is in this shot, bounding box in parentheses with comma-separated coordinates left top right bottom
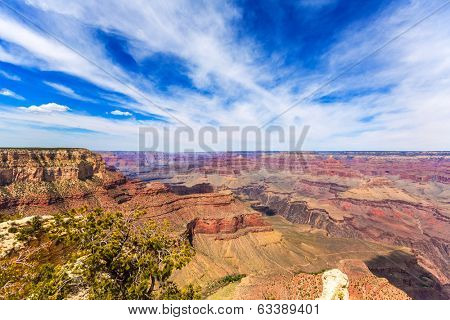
(115, 181, 272, 238)
(1, 148, 107, 184)
(236, 183, 449, 293)
(0, 148, 125, 218)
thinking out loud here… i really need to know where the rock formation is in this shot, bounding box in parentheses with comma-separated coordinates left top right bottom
(1, 148, 113, 185)
(0, 148, 125, 219)
(318, 269, 349, 300)
(0, 215, 52, 258)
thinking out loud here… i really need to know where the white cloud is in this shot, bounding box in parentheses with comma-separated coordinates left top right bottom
(110, 110, 132, 116)
(18, 102, 70, 113)
(43, 81, 95, 102)
(0, 11, 137, 107)
(0, 88, 25, 100)
(0, 1, 280, 124)
(0, 70, 21, 81)
(0, 105, 146, 150)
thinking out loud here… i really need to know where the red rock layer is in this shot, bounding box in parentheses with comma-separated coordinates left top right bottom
(188, 213, 271, 234)
(99, 151, 450, 184)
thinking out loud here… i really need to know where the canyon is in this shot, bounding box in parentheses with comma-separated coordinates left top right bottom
(1, 149, 449, 299)
(100, 151, 450, 299)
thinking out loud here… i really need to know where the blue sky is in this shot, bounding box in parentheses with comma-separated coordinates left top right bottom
(0, 0, 449, 151)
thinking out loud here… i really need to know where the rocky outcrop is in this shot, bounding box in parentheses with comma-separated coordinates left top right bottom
(0, 149, 125, 218)
(318, 269, 349, 300)
(1, 148, 108, 185)
(168, 183, 214, 195)
(114, 181, 273, 240)
(0, 215, 53, 258)
(190, 213, 270, 234)
(186, 213, 272, 242)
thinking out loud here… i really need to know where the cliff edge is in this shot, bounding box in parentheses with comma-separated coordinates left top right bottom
(0, 148, 125, 218)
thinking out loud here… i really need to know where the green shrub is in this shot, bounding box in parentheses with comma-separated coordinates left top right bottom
(219, 274, 246, 284)
(17, 216, 44, 241)
(203, 273, 246, 297)
(1, 208, 197, 300)
(7, 226, 18, 233)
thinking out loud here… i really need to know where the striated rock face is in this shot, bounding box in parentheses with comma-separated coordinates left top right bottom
(0, 148, 270, 241)
(1, 148, 108, 185)
(100, 151, 450, 185)
(236, 184, 450, 291)
(190, 213, 269, 234)
(237, 185, 363, 237)
(115, 181, 272, 239)
(0, 148, 125, 218)
(186, 213, 272, 241)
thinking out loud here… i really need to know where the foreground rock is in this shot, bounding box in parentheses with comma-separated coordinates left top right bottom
(0, 215, 52, 258)
(318, 269, 349, 300)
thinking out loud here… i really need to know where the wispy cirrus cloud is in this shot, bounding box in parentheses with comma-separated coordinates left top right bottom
(43, 81, 96, 103)
(0, 88, 24, 100)
(0, 0, 448, 150)
(0, 70, 21, 81)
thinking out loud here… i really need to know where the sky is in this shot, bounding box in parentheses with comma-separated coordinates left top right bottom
(0, 0, 449, 151)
